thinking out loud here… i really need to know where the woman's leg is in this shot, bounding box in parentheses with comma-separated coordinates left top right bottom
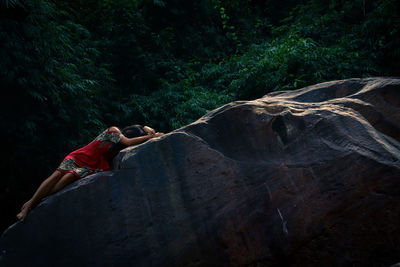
(48, 173, 78, 195)
(17, 170, 64, 221)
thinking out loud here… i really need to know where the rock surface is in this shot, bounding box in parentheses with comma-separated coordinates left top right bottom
(1, 77, 400, 266)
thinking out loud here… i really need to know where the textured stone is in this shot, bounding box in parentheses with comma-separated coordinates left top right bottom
(1, 77, 399, 266)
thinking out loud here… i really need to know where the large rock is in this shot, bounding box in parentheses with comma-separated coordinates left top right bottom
(1, 77, 399, 266)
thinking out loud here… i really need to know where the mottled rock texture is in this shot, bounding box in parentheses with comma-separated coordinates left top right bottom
(1, 77, 400, 267)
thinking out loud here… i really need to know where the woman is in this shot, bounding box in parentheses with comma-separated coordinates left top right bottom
(16, 125, 164, 222)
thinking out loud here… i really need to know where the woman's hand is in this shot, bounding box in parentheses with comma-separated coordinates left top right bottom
(143, 126, 155, 135)
(144, 126, 164, 138)
(147, 132, 164, 138)
(153, 132, 164, 137)
(120, 127, 164, 146)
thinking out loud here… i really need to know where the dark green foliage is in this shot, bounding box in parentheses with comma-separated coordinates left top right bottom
(1, 0, 399, 232)
(0, 0, 111, 230)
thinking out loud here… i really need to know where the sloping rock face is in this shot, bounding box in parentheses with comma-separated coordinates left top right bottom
(1, 77, 399, 266)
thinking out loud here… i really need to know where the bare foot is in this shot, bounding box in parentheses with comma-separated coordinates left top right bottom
(17, 200, 32, 222)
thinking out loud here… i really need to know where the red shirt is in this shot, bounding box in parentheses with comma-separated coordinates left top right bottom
(57, 129, 122, 178)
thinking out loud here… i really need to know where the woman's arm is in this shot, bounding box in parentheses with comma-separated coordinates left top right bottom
(120, 134, 153, 146)
(108, 126, 163, 146)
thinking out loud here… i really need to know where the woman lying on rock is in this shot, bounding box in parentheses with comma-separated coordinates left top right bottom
(17, 125, 164, 222)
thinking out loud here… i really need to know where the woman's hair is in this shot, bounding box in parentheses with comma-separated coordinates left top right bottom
(120, 124, 147, 139)
(108, 124, 147, 167)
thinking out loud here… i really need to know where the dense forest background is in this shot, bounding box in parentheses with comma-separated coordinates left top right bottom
(1, 0, 399, 233)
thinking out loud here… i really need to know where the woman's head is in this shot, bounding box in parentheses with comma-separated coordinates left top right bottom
(108, 124, 147, 164)
(121, 124, 147, 138)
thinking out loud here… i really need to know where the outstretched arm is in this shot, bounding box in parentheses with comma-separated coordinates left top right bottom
(109, 126, 163, 146)
(120, 134, 153, 146)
